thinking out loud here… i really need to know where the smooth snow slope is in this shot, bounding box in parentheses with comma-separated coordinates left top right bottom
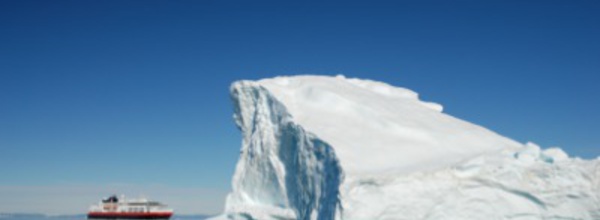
(212, 75, 600, 220)
(258, 75, 522, 175)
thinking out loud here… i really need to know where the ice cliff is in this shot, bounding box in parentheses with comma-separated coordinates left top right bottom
(212, 75, 600, 220)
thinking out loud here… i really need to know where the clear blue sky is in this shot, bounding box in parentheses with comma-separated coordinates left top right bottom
(1, 0, 598, 215)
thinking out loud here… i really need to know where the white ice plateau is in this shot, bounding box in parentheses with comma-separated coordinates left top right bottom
(211, 75, 600, 220)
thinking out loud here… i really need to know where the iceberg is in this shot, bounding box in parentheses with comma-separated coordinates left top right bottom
(211, 75, 600, 220)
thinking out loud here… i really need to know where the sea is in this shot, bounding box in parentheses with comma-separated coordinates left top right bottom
(0, 214, 211, 220)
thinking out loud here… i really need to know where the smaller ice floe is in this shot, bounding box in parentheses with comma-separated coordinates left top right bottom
(514, 142, 570, 165)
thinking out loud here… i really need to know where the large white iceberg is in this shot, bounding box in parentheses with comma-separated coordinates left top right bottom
(211, 75, 600, 220)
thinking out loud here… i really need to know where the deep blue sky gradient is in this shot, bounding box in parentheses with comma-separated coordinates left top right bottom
(1, 0, 599, 213)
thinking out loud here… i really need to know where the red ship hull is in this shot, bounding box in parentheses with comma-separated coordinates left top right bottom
(87, 212, 173, 219)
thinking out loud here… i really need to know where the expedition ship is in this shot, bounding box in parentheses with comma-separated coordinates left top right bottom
(87, 195, 173, 219)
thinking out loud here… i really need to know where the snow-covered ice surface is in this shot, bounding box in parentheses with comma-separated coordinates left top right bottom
(211, 75, 600, 220)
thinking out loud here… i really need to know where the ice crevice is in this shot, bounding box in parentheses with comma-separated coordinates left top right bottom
(224, 81, 343, 220)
